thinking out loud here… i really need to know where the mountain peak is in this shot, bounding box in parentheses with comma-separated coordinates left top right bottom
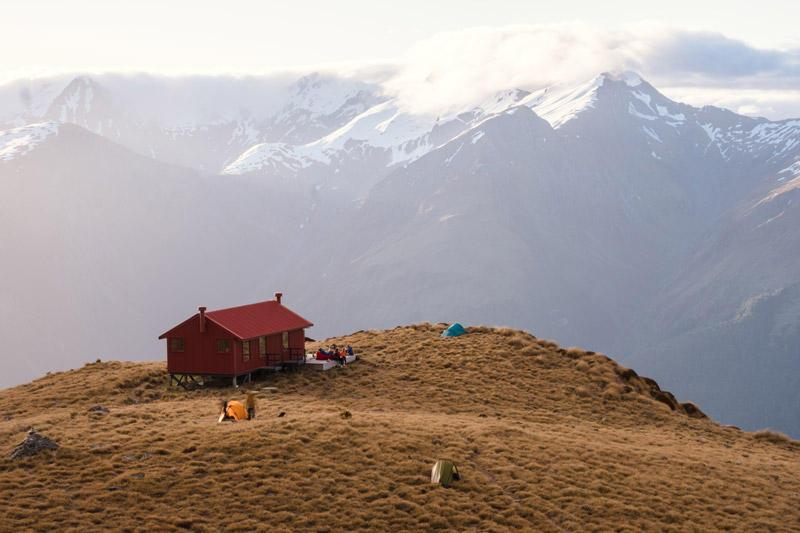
(602, 70, 644, 87)
(58, 75, 105, 102)
(43, 76, 114, 135)
(522, 74, 606, 128)
(71, 74, 99, 87)
(270, 73, 386, 145)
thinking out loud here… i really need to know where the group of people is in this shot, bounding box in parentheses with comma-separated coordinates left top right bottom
(218, 391, 257, 422)
(315, 343, 355, 365)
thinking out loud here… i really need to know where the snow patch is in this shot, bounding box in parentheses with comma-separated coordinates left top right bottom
(628, 102, 657, 121)
(523, 75, 604, 129)
(230, 119, 261, 146)
(222, 142, 329, 175)
(275, 74, 378, 125)
(779, 159, 800, 179)
(227, 95, 454, 174)
(84, 87, 94, 113)
(313, 100, 433, 166)
(444, 142, 464, 165)
(622, 71, 642, 87)
(655, 104, 685, 122)
(701, 123, 720, 142)
(377, 110, 402, 134)
(641, 126, 661, 143)
(0, 122, 59, 162)
(631, 90, 653, 111)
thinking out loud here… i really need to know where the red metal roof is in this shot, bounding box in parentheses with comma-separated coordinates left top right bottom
(204, 300, 313, 340)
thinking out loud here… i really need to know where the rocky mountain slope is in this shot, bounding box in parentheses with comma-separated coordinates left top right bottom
(1, 70, 799, 438)
(1, 325, 798, 531)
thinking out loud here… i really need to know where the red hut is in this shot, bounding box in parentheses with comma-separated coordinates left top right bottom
(158, 293, 313, 387)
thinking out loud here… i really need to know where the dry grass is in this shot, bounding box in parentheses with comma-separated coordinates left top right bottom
(1, 323, 799, 532)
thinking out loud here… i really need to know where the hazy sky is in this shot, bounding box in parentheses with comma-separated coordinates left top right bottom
(3, 0, 797, 72)
(3, 0, 800, 118)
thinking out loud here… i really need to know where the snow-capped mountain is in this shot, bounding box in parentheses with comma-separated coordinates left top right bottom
(0, 122, 60, 162)
(2, 72, 393, 175)
(2, 70, 800, 439)
(43, 76, 115, 135)
(266, 72, 387, 145)
(221, 75, 607, 180)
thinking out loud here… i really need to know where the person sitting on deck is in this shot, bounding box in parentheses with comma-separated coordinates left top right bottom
(345, 345, 355, 357)
(316, 347, 334, 360)
(332, 345, 346, 366)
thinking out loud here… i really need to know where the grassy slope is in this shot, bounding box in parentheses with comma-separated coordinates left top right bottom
(1, 323, 799, 532)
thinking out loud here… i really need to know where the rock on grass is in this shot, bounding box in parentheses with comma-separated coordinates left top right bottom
(7, 428, 59, 460)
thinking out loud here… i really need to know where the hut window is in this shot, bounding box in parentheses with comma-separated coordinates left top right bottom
(217, 339, 231, 353)
(282, 331, 289, 349)
(259, 336, 266, 358)
(170, 338, 184, 352)
(242, 340, 250, 361)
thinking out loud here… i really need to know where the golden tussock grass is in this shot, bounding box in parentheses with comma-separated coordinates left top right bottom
(1, 323, 799, 531)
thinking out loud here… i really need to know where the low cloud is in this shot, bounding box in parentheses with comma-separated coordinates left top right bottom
(661, 86, 800, 121)
(2, 24, 799, 122)
(384, 23, 800, 120)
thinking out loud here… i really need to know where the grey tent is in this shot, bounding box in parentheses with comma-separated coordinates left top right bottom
(431, 459, 460, 486)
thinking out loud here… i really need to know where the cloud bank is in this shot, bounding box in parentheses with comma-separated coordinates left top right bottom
(385, 23, 800, 120)
(2, 23, 799, 122)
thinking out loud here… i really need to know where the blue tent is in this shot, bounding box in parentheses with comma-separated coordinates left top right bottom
(441, 323, 466, 337)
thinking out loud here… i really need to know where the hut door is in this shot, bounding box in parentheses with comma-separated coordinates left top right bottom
(282, 331, 290, 362)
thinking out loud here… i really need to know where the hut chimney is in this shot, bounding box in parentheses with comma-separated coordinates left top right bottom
(199, 306, 206, 333)
(274, 292, 283, 304)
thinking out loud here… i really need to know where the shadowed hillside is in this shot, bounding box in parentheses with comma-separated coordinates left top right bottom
(1, 324, 799, 532)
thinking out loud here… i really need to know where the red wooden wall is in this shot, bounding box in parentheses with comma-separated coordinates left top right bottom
(166, 314, 307, 375)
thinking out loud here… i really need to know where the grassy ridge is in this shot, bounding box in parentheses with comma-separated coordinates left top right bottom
(1, 323, 799, 531)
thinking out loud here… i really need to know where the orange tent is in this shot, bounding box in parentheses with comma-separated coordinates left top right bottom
(219, 400, 248, 422)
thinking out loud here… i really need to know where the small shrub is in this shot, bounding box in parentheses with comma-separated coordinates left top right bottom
(574, 361, 590, 372)
(521, 346, 541, 357)
(565, 347, 584, 359)
(651, 390, 677, 410)
(536, 339, 560, 350)
(574, 387, 591, 398)
(602, 384, 624, 401)
(680, 402, 707, 419)
(617, 367, 638, 381)
(753, 429, 791, 444)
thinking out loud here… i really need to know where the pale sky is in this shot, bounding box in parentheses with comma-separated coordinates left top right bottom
(3, 0, 798, 73)
(3, 0, 800, 119)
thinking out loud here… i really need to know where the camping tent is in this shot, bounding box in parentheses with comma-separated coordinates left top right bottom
(219, 400, 248, 422)
(441, 323, 466, 337)
(431, 459, 461, 486)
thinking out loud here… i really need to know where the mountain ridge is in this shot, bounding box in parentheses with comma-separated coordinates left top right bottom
(2, 70, 800, 439)
(2, 323, 799, 531)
